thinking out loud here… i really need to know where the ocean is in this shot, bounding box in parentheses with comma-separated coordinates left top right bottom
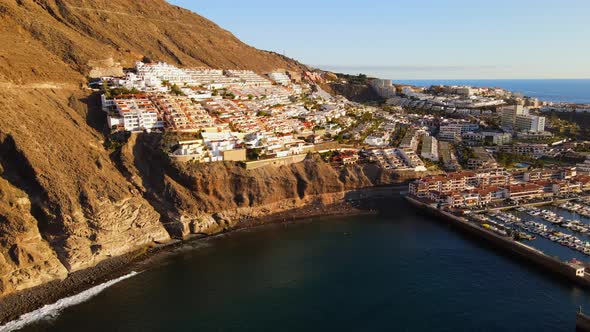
(8, 195, 590, 332)
(395, 79, 590, 104)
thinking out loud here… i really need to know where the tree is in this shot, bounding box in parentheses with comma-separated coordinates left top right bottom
(170, 84, 184, 96)
(102, 81, 111, 98)
(247, 148, 262, 161)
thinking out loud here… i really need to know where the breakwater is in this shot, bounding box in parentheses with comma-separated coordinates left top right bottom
(406, 196, 590, 289)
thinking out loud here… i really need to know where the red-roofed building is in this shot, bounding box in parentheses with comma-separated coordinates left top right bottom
(574, 175, 590, 192)
(503, 183, 544, 200)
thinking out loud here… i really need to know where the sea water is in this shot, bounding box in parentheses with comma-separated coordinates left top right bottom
(10, 196, 590, 331)
(395, 79, 590, 104)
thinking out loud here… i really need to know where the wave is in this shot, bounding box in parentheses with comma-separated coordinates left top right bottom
(0, 271, 140, 332)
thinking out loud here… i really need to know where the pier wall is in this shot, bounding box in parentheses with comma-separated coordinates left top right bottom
(244, 154, 307, 170)
(406, 196, 590, 289)
(577, 312, 590, 332)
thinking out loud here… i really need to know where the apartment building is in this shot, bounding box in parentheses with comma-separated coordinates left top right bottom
(399, 129, 423, 151)
(499, 104, 528, 131)
(268, 72, 292, 86)
(370, 79, 397, 98)
(110, 95, 163, 132)
(438, 121, 479, 142)
(169, 139, 208, 162)
(497, 144, 553, 159)
(439, 141, 461, 171)
(150, 95, 214, 132)
(421, 136, 439, 161)
(225, 70, 273, 87)
(515, 114, 546, 132)
(365, 132, 390, 147)
(462, 131, 512, 146)
(467, 147, 499, 170)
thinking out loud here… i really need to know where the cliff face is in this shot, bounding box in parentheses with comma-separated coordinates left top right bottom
(116, 134, 407, 238)
(0, 86, 171, 294)
(327, 82, 383, 103)
(0, 0, 388, 298)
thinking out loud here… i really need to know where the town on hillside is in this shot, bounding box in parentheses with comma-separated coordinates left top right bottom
(96, 61, 590, 271)
(95, 61, 590, 176)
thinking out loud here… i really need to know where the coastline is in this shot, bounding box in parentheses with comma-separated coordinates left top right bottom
(0, 186, 401, 325)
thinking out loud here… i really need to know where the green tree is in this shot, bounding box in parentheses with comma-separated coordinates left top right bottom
(170, 84, 184, 96)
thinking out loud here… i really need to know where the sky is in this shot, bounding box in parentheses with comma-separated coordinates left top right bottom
(168, 0, 590, 79)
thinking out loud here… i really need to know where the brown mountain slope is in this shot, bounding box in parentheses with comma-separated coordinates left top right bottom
(0, 87, 171, 295)
(0, 0, 310, 297)
(0, 0, 396, 303)
(0, 0, 306, 84)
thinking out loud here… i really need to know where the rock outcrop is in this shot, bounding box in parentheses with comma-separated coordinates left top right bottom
(0, 176, 68, 295)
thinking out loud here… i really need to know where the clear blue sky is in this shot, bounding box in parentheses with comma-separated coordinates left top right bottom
(168, 0, 590, 79)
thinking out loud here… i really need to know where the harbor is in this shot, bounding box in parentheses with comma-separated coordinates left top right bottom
(406, 195, 590, 290)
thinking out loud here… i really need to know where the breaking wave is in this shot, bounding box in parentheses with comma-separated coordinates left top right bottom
(0, 271, 140, 332)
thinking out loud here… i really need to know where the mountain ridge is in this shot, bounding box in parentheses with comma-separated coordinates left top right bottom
(0, 0, 307, 84)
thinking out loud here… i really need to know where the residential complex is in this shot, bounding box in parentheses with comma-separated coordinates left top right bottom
(409, 167, 582, 208)
(98, 62, 586, 182)
(421, 136, 439, 161)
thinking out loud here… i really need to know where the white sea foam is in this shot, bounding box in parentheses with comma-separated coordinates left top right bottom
(0, 271, 140, 332)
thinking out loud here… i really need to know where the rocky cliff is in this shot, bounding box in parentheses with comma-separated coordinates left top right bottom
(116, 134, 409, 239)
(0, 0, 393, 298)
(326, 82, 383, 103)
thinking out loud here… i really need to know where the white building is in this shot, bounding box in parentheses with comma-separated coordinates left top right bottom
(499, 104, 528, 131)
(112, 97, 163, 132)
(421, 136, 439, 161)
(268, 72, 291, 86)
(201, 131, 242, 160)
(438, 122, 479, 142)
(371, 79, 397, 98)
(515, 114, 546, 132)
(397, 149, 428, 172)
(364, 132, 390, 147)
(170, 139, 208, 161)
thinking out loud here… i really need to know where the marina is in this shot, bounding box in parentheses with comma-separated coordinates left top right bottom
(471, 201, 590, 261)
(407, 195, 590, 291)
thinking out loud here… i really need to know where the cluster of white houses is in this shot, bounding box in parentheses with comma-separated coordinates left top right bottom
(409, 168, 590, 208)
(367, 148, 427, 172)
(123, 62, 302, 90)
(101, 62, 363, 164)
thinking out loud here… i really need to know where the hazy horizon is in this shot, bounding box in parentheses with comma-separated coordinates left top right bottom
(314, 65, 590, 81)
(169, 0, 590, 79)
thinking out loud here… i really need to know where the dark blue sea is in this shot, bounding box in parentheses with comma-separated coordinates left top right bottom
(9, 196, 590, 331)
(394, 79, 590, 104)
